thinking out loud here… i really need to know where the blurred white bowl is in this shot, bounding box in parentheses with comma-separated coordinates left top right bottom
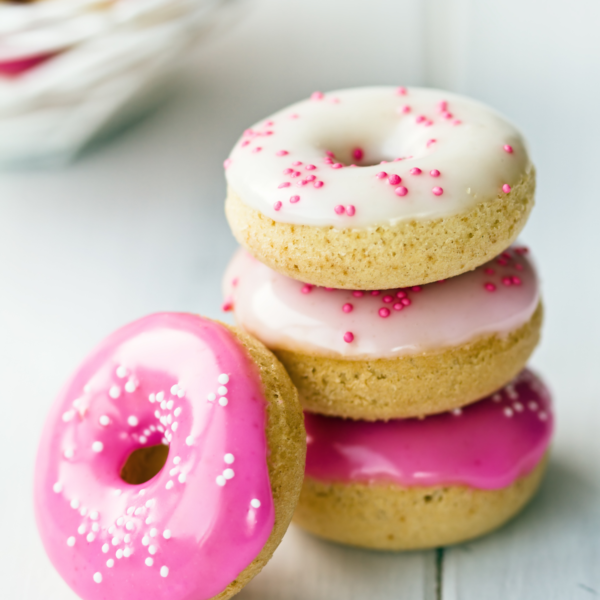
(0, 0, 227, 166)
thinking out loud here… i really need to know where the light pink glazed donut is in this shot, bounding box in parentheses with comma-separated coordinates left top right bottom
(35, 313, 305, 600)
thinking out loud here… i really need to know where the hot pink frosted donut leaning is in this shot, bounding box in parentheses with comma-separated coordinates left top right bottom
(35, 313, 274, 600)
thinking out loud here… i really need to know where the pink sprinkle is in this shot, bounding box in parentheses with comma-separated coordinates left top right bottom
(253, 147, 262, 153)
(311, 91, 324, 100)
(331, 163, 343, 169)
(265, 121, 274, 126)
(380, 160, 388, 164)
(412, 286, 422, 292)
(291, 171, 301, 177)
(343, 332, 354, 343)
(292, 161, 303, 166)
(376, 171, 388, 179)
(276, 150, 289, 156)
(342, 303, 353, 313)
(346, 205, 356, 216)
(296, 180, 308, 186)
(223, 158, 232, 169)
(324, 157, 334, 164)
(503, 184, 512, 193)
(231, 277, 238, 287)
(432, 186, 444, 196)
(396, 87, 407, 95)
(497, 258, 508, 266)
(442, 112, 453, 119)
(438, 100, 448, 112)
(382, 295, 393, 303)
(243, 129, 253, 137)
(503, 145, 513, 153)
(325, 151, 335, 157)
(512, 276, 522, 285)
(485, 268, 495, 275)
(305, 164, 316, 170)
(515, 263, 523, 271)
(334, 205, 345, 215)
(426, 139, 437, 147)
(378, 308, 391, 318)
(388, 174, 401, 185)
(395, 186, 408, 197)
(430, 169, 440, 177)
(278, 182, 291, 188)
(514, 246, 529, 255)
(301, 284, 313, 294)
(305, 174, 316, 182)
(398, 105, 411, 114)
(283, 168, 293, 174)
(221, 299, 233, 312)
(425, 120, 434, 127)
(416, 115, 426, 123)
(410, 168, 422, 175)
(502, 276, 513, 286)
(273, 201, 282, 211)
(396, 291, 407, 299)
(352, 148, 364, 161)
(401, 298, 411, 306)
(453, 119, 462, 126)
(371, 291, 380, 296)
(314, 181, 324, 188)
(484, 282, 497, 292)
(352, 291, 364, 297)
(290, 195, 300, 204)
(290, 113, 299, 119)
(393, 303, 404, 311)
(241, 140, 250, 147)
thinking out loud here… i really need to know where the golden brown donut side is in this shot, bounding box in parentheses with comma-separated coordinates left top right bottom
(225, 168, 535, 290)
(213, 324, 306, 600)
(293, 455, 548, 551)
(274, 302, 542, 421)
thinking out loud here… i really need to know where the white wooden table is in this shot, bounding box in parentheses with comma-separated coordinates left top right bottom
(1, 1, 600, 597)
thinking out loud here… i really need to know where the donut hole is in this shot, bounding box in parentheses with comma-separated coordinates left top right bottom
(120, 444, 169, 485)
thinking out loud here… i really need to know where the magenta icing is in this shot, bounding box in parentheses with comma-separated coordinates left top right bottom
(0, 53, 55, 77)
(305, 370, 552, 490)
(35, 313, 274, 600)
(223, 246, 538, 358)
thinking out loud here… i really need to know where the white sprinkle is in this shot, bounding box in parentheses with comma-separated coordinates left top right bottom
(145, 499, 155, 508)
(177, 389, 185, 398)
(160, 401, 168, 410)
(451, 408, 462, 416)
(166, 481, 174, 490)
(84, 383, 91, 393)
(539, 411, 548, 421)
(514, 402, 524, 412)
(78, 524, 86, 535)
(219, 397, 228, 407)
(134, 507, 144, 516)
(116, 366, 128, 378)
(113, 489, 122, 496)
(67, 536, 76, 547)
(171, 422, 178, 432)
(150, 528, 157, 537)
(167, 414, 173, 424)
(80, 507, 88, 517)
(156, 391, 164, 402)
(149, 545, 157, 555)
(126, 521, 134, 531)
(92, 523, 99, 532)
(124, 534, 131, 543)
(93, 572, 102, 584)
(138, 435, 147, 444)
(53, 482, 62, 494)
(145, 557, 154, 567)
(90, 511, 99, 520)
(127, 507, 135, 515)
(86, 533, 95, 543)
(216, 475, 226, 486)
(492, 393, 502, 402)
(109, 386, 121, 399)
(92, 441, 104, 453)
(108, 526, 115, 535)
(218, 386, 228, 396)
(64, 448, 74, 459)
(528, 401, 539, 411)
(116, 549, 123, 559)
(145, 517, 152, 524)
(62, 410, 75, 422)
(102, 543, 109, 553)
(170, 384, 179, 394)
(169, 468, 178, 476)
(207, 393, 216, 402)
(223, 468, 235, 480)
(125, 379, 137, 393)
(174, 407, 182, 417)
(166, 400, 174, 411)
(117, 516, 125, 526)
(504, 407, 514, 418)
(70, 498, 80, 510)
(107, 559, 115, 568)
(123, 547, 132, 558)
(127, 415, 139, 427)
(160, 566, 169, 578)
(178, 473, 186, 484)
(218, 374, 230, 385)
(163, 530, 171, 539)
(142, 536, 150, 546)
(250, 499, 261, 508)
(224, 453, 235, 464)
(149, 393, 156, 403)
(186, 436, 194, 446)
(112, 537, 120, 546)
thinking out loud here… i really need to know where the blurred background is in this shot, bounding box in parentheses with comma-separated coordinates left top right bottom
(1, 1, 599, 598)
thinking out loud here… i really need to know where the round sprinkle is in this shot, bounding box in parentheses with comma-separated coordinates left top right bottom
(127, 415, 139, 427)
(142, 536, 150, 546)
(163, 530, 172, 539)
(67, 536, 75, 547)
(432, 186, 444, 196)
(504, 407, 514, 418)
(92, 441, 104, 453)
(53, 482, 62, 493)
(218, 374, 229, 385)
(109, 386, 121, 399)
(218, 397, 228, 406)
(376, 171, 388, 179)
(346, 205, 356, 216)
(145, 557, 154, 566)
(223, 468, 235, 480)
(86, 532, 95, 543)
(93, 572, 102, 584)
(126, 521, 134, 531)
(352, 148, 364, 161)
(116, 366, 128, 378)
(102, 543, 109, 553)
(395, 186, 408, 196)
(218, 386, 227, 396)
(484, 282, 497, 292)
(503, 145, 513, 153)
(342, 303, 353, 313)
(178, 473, 186, 484)
(430, 169, 440, 177)
(273, 201, 282, 211)
(251, 499, 261, 508)
(388, 174, 401, 185)
(149, 545, 157, 555)
(289, 195, 300, 204)
(123, 547, 132, 558)
(166, 481, 174, 490)
(62, 410, 75, 422)
(160, 566, 169, 578)
(502, 184, 511, 193)
(343, 332, 354, 343)
(378, 308, 391, 318)
(334, 205, 345, 215)
(70, 498, 80, 509)
(185, 436, 194, 446)
(125, 380, 137, 393)
(224, 453, 235, 464)
(116, 549, 124, 559)
(276, 150, 288, 156)
(216, 475, 226, 486)
(107, 559, 115, 568)
(409, 167, 422, 175)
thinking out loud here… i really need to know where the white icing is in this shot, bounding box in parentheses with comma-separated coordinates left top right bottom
(0, 0, 222, 165)
(225, 87, 532, 228)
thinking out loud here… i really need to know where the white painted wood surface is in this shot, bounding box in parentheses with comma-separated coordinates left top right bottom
(1, 0, 600, 598)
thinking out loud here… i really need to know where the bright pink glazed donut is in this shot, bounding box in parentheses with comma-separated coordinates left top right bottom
(34, 313, 304, 600)
(304, 370, 553, 490)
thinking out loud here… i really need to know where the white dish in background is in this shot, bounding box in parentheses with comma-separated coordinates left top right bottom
(0, 0, 226, 167)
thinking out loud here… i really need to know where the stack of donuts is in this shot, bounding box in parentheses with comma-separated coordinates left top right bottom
(223, 86, 553, 550)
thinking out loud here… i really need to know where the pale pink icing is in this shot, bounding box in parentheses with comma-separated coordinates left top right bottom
(305, 370, 552, 490)
(35, 313, 274, 600)
(223, 246, 538, 358)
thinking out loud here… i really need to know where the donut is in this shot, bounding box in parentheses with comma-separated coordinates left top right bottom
(224, 86, 535, 290)
(34, 313, 305, 600)
(293, 370, 552, 550)
(223, 245, 541, 420)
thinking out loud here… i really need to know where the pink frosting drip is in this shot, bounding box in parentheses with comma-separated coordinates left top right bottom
(35, 313, 274, 600)
(305, 370, 552, 490)
(0, 53, 55, 77)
